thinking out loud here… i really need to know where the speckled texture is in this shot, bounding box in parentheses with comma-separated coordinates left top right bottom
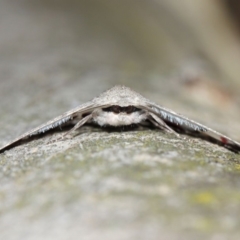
(1, 1, 240, 240)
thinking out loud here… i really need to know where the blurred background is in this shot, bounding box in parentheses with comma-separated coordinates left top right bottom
(1, 0, 240, 114)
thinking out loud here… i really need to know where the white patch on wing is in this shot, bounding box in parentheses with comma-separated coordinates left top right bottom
(94, 111, 147, 126)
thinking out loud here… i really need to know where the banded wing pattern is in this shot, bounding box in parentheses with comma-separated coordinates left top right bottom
(0, 102, 100, 153)
(146, 104, 240, 153)
(0, 85, 239, 154)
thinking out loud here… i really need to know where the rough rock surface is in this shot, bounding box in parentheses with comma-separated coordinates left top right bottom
(1, 1, 240, 240)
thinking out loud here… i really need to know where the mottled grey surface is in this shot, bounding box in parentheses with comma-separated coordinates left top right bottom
(1, 1, 240, 240)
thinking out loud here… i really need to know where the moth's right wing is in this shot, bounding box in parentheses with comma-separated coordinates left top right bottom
(0, 102, 109, 153)
(140, 102, 240, 153)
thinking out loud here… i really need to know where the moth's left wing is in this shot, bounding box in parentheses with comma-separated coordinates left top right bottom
(141, 103, 240, 153)
(0, 102, 110, 153)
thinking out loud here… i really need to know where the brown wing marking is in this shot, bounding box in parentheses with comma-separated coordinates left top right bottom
(141, 104, 240, 153)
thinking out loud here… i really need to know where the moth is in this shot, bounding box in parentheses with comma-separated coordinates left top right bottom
(0, 85, 240, 153)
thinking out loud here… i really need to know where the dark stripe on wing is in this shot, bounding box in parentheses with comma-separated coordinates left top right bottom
(144, 104, 240, 153)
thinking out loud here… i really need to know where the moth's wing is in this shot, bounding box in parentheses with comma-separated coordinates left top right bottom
(0, 102, 109, 153)
(140, 103, 240, 153)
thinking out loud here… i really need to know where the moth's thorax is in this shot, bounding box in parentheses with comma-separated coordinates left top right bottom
(92, 106, 147, 126)
(93, 85, 147, 106)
